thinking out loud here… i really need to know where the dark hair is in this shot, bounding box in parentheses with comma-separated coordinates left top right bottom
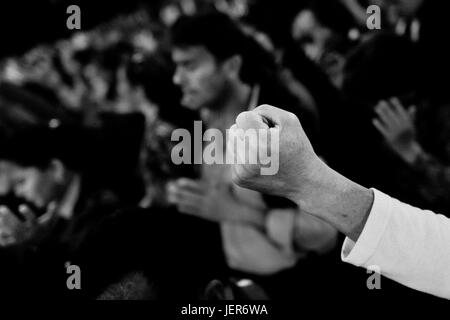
(170, 12, 246, 62)
(126, 53, 180, 110)
(0, 115, 146, 199)
(0, 125, 90, 171)
(125, 52, 199, 128)
(0, 82, 79, 139)
(169, 11, 278, 85)
(0, 114, 144, 171)
(307, 0, 356, 36)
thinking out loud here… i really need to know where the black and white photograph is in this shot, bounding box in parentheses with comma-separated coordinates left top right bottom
(0, 0, 448, 314)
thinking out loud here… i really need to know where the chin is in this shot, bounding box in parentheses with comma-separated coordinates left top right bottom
(183, 103, 202, 111)
(182, 97, 202, 110)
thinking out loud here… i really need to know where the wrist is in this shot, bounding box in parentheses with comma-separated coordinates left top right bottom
(287, 157, 335, 214)
(288, 160, 374, 241)
(402, 141, 423, 165)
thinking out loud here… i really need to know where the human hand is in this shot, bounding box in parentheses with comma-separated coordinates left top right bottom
(229, 105, 373, 242)
(373, 98, 422, 165)
(167, 178, 264, 226)
(0, 205, 36, 246)
(0, 204, 54, 247)
(228, 105, 323, 205)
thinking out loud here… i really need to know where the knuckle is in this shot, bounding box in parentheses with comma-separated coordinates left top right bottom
(257, 104, 273, 110)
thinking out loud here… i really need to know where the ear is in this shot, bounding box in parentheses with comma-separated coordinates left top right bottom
(223, 55, 243, 80)
(48, 159, 66, 183)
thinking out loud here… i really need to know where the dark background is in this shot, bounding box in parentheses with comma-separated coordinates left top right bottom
(0, 0, 159, 58)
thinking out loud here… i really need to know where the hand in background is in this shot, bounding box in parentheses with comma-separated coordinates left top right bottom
(0, 205, 36, 246)
(167, 178, 265, 227)
(373, 98, 422, 165)
(0, 204, 54, 247)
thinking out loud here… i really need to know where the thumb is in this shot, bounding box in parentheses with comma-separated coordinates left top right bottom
(252, 104, 286, 128)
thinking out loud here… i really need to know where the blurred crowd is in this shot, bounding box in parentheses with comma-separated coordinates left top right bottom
(0, 0, 448, 302)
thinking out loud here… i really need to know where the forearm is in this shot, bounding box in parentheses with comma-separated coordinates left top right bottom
(398, 141, 424, 165)
(233, 203, 266, 229)
(290, 159, 374, 242)
(293, 211, 338, 254)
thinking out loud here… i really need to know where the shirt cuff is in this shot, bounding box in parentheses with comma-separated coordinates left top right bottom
(341, 189, 394, 267)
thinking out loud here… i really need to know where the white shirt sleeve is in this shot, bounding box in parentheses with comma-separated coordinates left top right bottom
(341, 189, 450, 299)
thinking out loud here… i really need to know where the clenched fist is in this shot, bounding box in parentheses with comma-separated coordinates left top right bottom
(228, 105, 324, 205)
(229, 104, 374, 242)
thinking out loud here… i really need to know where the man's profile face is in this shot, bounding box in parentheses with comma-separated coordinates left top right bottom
(172, 46, 229, 110)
